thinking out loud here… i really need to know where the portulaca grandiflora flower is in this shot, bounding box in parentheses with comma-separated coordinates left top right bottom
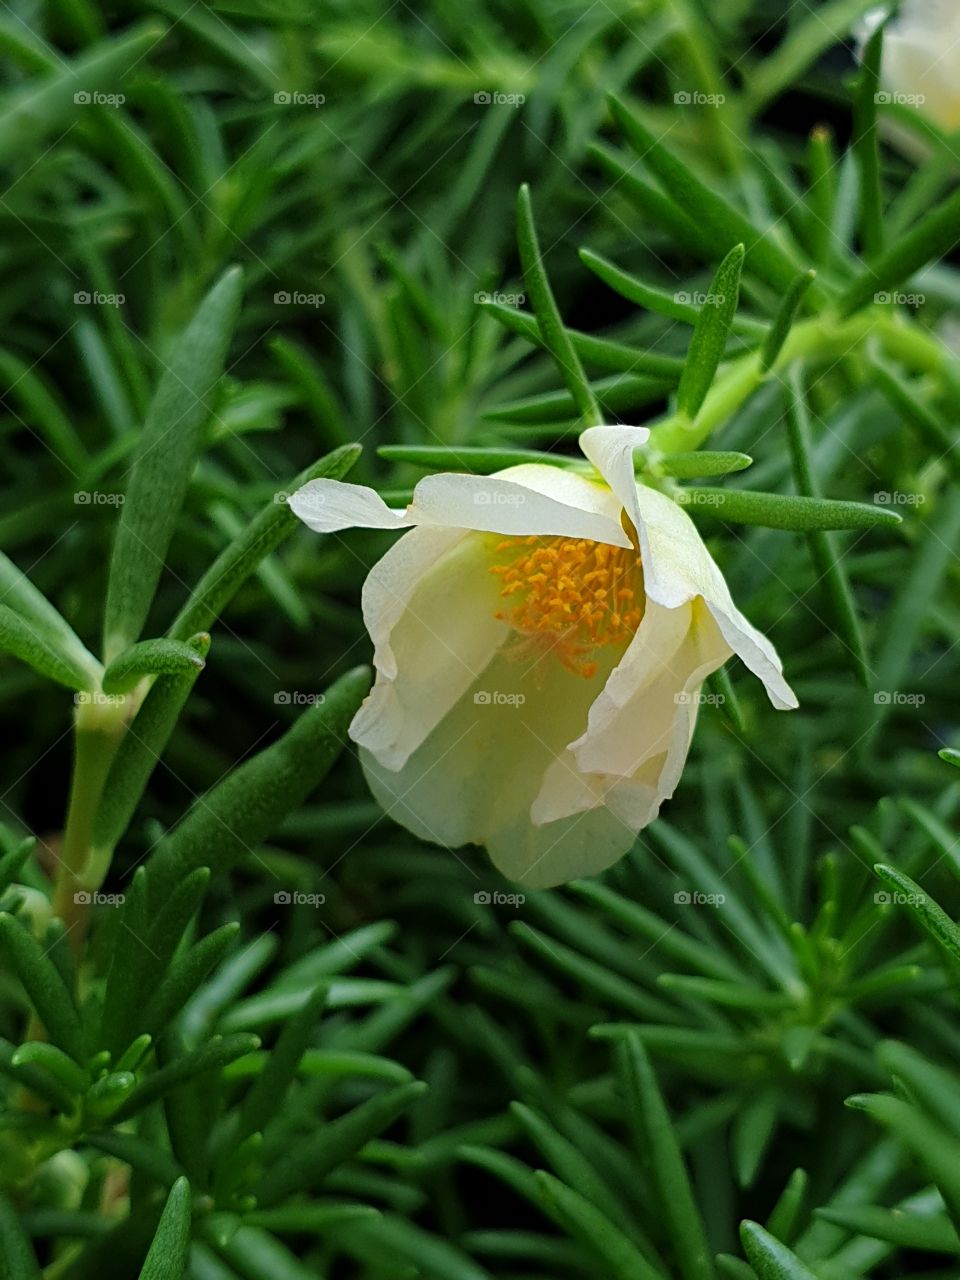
(291, 425, 797, 889)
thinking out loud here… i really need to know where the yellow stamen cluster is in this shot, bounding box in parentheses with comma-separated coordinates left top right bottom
(489, 535, 644, 678)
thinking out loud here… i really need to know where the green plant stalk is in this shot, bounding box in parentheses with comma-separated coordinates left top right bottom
(50, 696, 131, 955)
(650, 308, 950, 454)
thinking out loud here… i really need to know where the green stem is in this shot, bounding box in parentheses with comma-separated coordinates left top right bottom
(51, 695, 129, 956)
(650, 308, 952, 454)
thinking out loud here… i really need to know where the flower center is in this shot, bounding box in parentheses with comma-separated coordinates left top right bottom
(489, 534, 644, 679)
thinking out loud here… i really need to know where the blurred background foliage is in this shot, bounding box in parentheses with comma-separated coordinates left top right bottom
(2, 0, 960, 1277)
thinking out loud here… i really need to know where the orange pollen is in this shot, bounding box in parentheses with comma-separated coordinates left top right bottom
(489, 534, 644, 677)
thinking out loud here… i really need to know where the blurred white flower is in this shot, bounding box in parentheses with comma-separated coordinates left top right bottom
(860, 1, 960, 132)
(292, 426, 796, 888)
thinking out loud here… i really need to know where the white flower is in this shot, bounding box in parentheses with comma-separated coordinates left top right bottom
(859, 1, 960, 132)
(291, 425, 796, 889)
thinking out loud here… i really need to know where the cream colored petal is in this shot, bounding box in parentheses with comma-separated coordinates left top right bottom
(533, 752, 679, 860)
(490, 462, 627, 528)
(358, 646, 629, 887)
(290, 480, 414, 532)
(885, 38, 960, 131)
(365, 722, 638, 889)
(408, 470, 630, 544)
(350, 530, 508, 770)
(487, 805, 639, 889)
(291, 467, 630, 546)
(578, 423, 651, 516)
(575, 600, 726, 774)
(579, 424, 797, 711)
(858, 1, 960, 134)
(532, 600, 730, 829)
(883, 1, 960, 132)
(591, 614, 727, 819)
(535, 602, 696, 816)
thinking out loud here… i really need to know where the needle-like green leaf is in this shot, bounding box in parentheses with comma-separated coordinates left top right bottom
(616, 1031, 716, 1280)
(138, 1177, 191, 1280)
(760, 272, 817, 371)
(103, 266, 244, 660)
(534, 1171, 668, 1280)
(0, 22, 166, 164)
(873, 864, 960, 965)
(0, 913, 84, 1062)
(480, 301, 685, 379)
(0, 1193, 42, 1280)
(676, 245, 745, 421)
(516, 184, 599, 425)
(839, 181, 960, 314)
(112, 1034, 260, 1121)
(0, 604, 96, 691)
(784, 370, 868, 684)
(679, 487, 903, 531)
(578, 248, 700, 323)
(814, 1203, 960, 1253)
(255, 1081, 427, 1206)
(852, 17, 885, 257)
(92, 634, 211, 855)
(845, 1092, 960, 1230)
(740, 1220, 818, 1279)
(102, 637, 205, 695)
(659, 452, 752, 479)
(607, 95, 806, 294)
